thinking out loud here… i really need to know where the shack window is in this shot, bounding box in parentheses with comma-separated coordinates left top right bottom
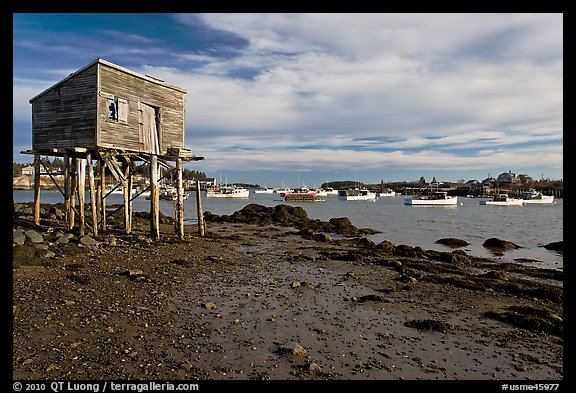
(107, 98, 129, 124)
(118, 98, 129, 124)
(107, 99, 118, 121)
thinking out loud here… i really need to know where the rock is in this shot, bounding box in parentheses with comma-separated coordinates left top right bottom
(49, 207, 65, 219)
(483, 238, 522, 250)
(542, 241, 563, 251)
(25, 229, 44, 244)
(79, 235, 98, 247)
(277, 342, 308, 356)
(314, 233, 333, 242)
(450, 250, 470, 265)
(436, 238, 469, 247)
(404, 319, 454, 333)
(203, 302, 217, 310)
(351, 294, 390, 303)
(290, 281, 301, 288)
(376, 240, 396, 254)
(303, 362, 321, 374)
(13, 230, 26, 246)
(56, 234, 74, 244)
(394, 244, 418, 258)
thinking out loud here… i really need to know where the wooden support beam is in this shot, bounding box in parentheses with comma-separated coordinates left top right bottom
(100, 160, 107, 231)
(102, 155, 126, 183)
(176, 158, 184, 239)
(33, 154, 41, 226)
(196, 180, 205, 237)
(64, 154, 71, 231)
(87, 153, 98, 238)
(77, 158, 86, 237)
(69, 158, 77, 231)
(150, 155, 160, 240)
(122, 158, 132, 234)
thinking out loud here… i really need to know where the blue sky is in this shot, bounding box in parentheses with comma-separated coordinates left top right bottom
(13, 13, 563, 187)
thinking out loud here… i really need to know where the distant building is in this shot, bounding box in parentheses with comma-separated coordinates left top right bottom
(21, 165, 47, 175)
(497, 170, 522, 184)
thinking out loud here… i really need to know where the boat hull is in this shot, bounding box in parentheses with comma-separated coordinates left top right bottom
(404, 197, 458, 206)
(479, 199, 523, 206)
(340, 195, 377, 201)
(206, 191, 250, 198)
(522, 196, 554, 204)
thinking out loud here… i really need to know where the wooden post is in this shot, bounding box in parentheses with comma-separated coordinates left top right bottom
(127, 160, 133, 231)
(69, 158, 77, 230)
(176, 158, 184, 239)
(100, 160, 106, 231)
(196, 180, 205, 237)
(150, 155, 160, 240)
(33, 154, 41, 226)
(122, 158, 131, 234)
(86, 153, 98, 238)
(77, 158, 86, 237)
(63, 153, 71, 231)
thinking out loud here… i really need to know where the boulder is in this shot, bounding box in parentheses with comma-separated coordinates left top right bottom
(483, 238, 522, 250)
(24, 229, 44, 244)
(542, 241, 563, 251)
(436, 237, 469, 248)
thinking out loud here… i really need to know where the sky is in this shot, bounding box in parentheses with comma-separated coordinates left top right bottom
(13, 13, 563, 188)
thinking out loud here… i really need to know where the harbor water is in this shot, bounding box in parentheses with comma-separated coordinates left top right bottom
(13, 190, 563, 271)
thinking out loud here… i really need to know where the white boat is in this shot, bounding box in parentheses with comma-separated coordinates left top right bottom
(273, 187, 294, 195)
(254, 187, 274, 194)
(479, 193, 523, 206)
(146, 185, 189, 201)
(404, 191, 458, 206)
(378, 189, 396, 197)
(105, 184, 136, 196)
(312, 188, 328, 197)
(521, 189, 554, 204)
(206, 185, 250, 198)
(338, 188, 377, 201)
(322, 187, 339, 196)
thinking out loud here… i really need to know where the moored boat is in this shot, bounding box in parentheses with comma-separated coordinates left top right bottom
(479, 193, 523, 206)
(206, 185, 250, 198)
(284, 191, 325, 203)
(404, 191, 458, 206)
(254, 187, 274, 194)
(338, 188, 377, 201)
(378, 189, 396, 197)
(521, 189, 554, 204)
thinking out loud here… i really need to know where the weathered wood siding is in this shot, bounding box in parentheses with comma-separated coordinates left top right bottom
(31, 64, 98, 150)
(98, 64, 185, 154)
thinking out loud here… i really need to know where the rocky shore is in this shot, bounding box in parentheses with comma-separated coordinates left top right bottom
(12, 202, 563, 381)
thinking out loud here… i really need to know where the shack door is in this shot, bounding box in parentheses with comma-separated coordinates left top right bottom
(139, 103, 160, 154)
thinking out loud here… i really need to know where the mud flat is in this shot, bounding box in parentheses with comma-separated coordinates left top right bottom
(12, 203, 563, 381)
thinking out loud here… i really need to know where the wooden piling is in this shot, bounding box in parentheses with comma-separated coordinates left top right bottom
(69, 158, 77, 230)
(196, 180, 205, 237)
(33, 154, 41, 226)
(86, 153, 98, 238)
(64, 153, 71, 231)
(100, 160, 106, 231)
(77, 158, 86, 237)
(176, 158, 184, 239)
(150, 155, 160, 240)
(122, 158, 132, 234)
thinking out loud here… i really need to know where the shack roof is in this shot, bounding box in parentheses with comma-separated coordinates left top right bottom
(29, 58, 187, 103)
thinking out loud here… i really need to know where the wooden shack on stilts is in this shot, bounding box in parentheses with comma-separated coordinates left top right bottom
(22, 58, 204, 240)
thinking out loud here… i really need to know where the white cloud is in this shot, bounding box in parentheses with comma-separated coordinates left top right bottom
(13, 13, 563, 180)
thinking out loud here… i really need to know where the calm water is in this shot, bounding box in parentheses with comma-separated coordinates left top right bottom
(13, 190, 563, 271)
